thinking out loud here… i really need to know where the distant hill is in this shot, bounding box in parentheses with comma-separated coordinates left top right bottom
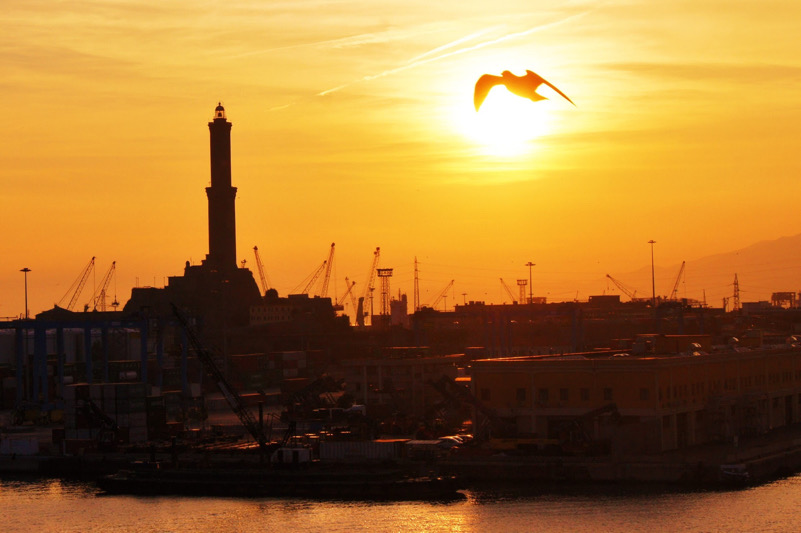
(569, 234, 801, 305)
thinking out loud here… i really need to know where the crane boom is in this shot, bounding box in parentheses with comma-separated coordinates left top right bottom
(336, 277, 356, 307)
(357, 247, 380, 326)
(361, 247, 380, 301)
(669, 261, 686, 301)
(319, 243, 335, 298)
(171, 303, 271, 451)
(58, 257, 96, 311)
(348, 282, 359, 319)
(90, 261, 116, 311)
(300, 261, 327, 295)
(499, 278, 518, 304)
(253, 246, 271, 296)
(605, 274, 637, 300)
(431, 280, 455, 310)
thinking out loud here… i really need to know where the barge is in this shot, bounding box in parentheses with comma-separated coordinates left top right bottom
(96, 462, 464, 500)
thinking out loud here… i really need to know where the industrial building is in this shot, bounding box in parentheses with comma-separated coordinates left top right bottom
(470, 335, 801, 454)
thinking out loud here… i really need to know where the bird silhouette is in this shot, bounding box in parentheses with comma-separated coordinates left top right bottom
(474, 70, 575, 111)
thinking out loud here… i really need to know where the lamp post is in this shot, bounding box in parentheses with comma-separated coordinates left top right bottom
(648, 240, 656, 308)
(20, 267, 31, 319)
(525, 262, 535, 304)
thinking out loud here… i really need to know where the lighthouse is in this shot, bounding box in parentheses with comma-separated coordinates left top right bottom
(124, 103, 261, 328)
(205, 103, 237, 272)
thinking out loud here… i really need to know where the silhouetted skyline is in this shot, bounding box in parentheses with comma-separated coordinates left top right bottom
(2, 1, 800, 317)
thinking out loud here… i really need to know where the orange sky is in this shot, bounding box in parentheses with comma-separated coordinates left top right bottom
(2, 1, 801, 318)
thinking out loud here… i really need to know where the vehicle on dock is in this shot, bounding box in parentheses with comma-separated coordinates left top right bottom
(718, 464, 751, 485)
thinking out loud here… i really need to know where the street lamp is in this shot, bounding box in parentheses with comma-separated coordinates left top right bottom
(525, 262, 535, 304)
(648, 240, 656, 308)
(20, 267, 31, 319)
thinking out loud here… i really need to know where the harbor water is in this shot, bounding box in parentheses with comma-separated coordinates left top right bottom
(3, 475, 801, 532)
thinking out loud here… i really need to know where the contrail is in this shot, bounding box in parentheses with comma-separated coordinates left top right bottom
(405, 27, 500, 63)
(317, 10, 591, 97)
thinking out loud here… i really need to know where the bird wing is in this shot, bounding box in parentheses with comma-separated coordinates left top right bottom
(474, 74, 504, 111)
(527, 70, 575, 106)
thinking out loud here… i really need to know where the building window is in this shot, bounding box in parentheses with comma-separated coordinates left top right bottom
(603, 388, 613, 401)
(580, 388, 590, 402)
(516, 388, 526, 403)
(538, 388, 549, 404)
(560, 388, 569, 402)
(640, 388, 650, 401)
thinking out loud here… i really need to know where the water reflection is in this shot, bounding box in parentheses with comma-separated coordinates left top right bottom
(2, 476, 801, 532)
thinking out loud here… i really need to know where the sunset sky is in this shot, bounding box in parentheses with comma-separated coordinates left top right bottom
(3, 0, 801, 318)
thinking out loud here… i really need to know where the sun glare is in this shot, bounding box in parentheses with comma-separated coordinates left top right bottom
(454, 89, 554, 157)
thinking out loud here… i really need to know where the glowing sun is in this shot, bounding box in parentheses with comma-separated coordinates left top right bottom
(455, 89, 554, 157)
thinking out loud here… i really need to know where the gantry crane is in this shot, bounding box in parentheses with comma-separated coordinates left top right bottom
(605, 274, 638, 301)
(89, 261, 116, 311)
(58, 257, 96, 311)
(499, 278, 518, 304)
(431, 280, 455, 310)
(253, 246, 271, 296)
(669, 261, 686, 301)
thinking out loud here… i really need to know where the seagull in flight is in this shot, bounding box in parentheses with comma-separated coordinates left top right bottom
(474, 70, 575, 111)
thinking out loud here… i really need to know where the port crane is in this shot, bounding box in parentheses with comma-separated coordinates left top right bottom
(319, 243, 335, 298)
(356, 247, 380, 326)
(89, 261, 116, 311)
(58, 257, 96, 311)
(253, 246, 271, 296)
(334, 277, 356, 312)
(292, 261, 326, 295)
(499, 278, 518, 304)
(171, 304, 291, 453)
(431, 280, 455, 310)
(669, 261, 686, 301)
(605, 274, 638, 301)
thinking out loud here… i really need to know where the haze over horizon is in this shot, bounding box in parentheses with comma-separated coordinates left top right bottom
(2, 1, 800, 318)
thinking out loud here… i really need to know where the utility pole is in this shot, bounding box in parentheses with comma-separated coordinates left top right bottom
(648, 240, 656, 308)
(413, 257, 420, 312)
(525, 261, 535, 304)
(20, 267, 31, 319)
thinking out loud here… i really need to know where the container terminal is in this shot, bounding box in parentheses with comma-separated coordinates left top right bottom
(4, 105, 801, 493)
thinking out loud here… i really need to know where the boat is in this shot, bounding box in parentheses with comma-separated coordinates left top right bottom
(96, 462, 464, 500)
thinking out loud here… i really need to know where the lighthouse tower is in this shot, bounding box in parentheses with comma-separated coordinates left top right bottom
(125, 103, 261, 328)
(205, 103, 237, 272)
